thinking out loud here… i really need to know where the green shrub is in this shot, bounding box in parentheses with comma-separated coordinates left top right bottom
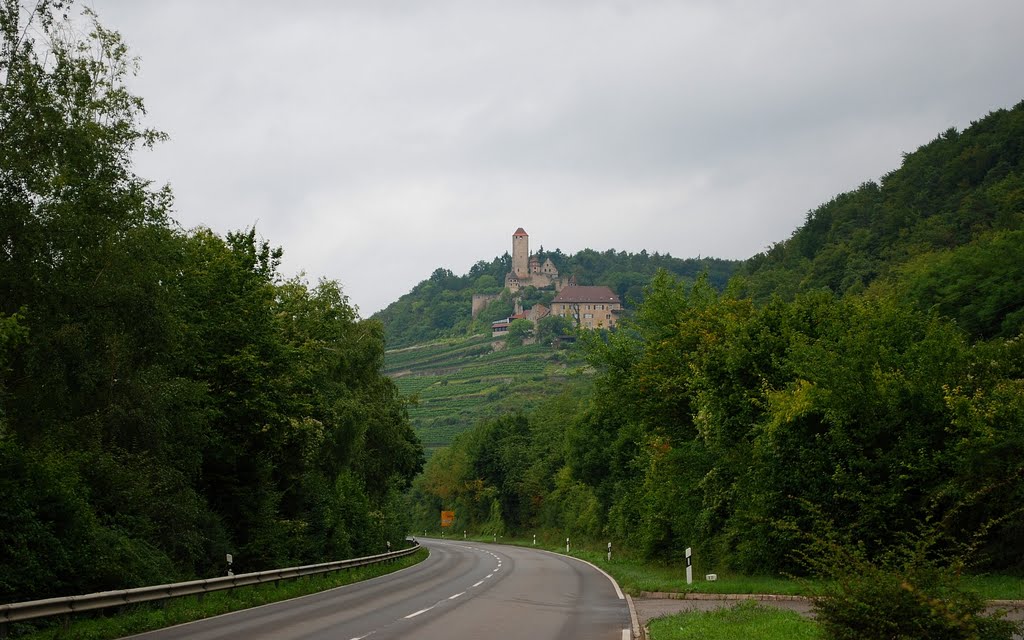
(798, 521, 1021, 640)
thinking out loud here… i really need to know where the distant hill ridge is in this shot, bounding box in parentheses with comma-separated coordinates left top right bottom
(381, 98, 1024, 452)
(741, 99, 1024, 339)
(377, 98, 1024, 349)
(374, 245, 739, 349)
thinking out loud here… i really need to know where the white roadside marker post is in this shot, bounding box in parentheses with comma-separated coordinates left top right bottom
(685, 547, 693, 585)
(607, 542, 612, 562)
(566, 537, 570, 553)
(533, 534, 536, 546)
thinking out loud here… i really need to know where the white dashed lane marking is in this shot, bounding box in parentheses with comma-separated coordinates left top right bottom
(405, 605, 436, 619)
(391, 545, 504, 629)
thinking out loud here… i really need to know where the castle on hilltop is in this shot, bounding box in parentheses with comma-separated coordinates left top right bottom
(472, 227, 568, 319)
(504, 227, 569, 293)
(473, 228, 623, 332)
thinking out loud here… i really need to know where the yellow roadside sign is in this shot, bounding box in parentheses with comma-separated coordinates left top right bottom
(440, 510, 455, 527)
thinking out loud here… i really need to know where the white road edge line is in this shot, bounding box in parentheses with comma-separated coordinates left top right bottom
(449, 592, 465, 600)
(532, 548, 625, 600)
(444, 539, 636, 636)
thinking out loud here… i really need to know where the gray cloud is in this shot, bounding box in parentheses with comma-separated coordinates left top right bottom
(89, 0, 1024, 314)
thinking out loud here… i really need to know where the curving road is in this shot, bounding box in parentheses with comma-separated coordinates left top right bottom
(123, 538, 633, 640)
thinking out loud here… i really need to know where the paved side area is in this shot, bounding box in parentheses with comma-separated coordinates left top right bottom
(633, 593, 813, 627)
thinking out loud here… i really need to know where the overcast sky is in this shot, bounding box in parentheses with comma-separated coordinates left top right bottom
(86, 0, 1024, 316)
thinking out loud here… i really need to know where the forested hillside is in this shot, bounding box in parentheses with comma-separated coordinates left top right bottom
(375, 248, 739, 348)
(741, 101, 1024, 339)
(409, 102, 1024, 577)
(0, 5, 422, 602)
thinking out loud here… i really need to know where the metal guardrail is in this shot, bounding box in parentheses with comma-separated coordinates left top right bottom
(0, 541, 420, 626)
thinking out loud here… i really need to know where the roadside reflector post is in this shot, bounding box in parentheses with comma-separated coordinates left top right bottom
(566, 537, 570, 553)
(608, 541, 612, 562)
(226, 553, 234, 577)
(464, 530, 466, 539)
(685, 547, 693, 585)
(533, 534, 536, 546)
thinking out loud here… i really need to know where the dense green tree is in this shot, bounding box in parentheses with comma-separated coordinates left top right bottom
(411, 269, 1023, 575)
(0, 3, 422, 601)
(407, 99, 1024, 580)
(0, 1, 218, 591)
(899, 229, 1024, 339)
(740, 100, 1024, 339)
(505, 318, 534, 346)
(535, 314, 574, 346)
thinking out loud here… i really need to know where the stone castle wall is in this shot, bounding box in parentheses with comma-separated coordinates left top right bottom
(472, 293, 501, 318)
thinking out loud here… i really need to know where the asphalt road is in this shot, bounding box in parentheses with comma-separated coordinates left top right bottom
(123, 538, 633, 640)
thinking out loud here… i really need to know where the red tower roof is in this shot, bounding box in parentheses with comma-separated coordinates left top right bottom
(513, 227, 528, 237)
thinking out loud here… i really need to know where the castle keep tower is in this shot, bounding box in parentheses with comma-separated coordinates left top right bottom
(512, 227, 529, 277)
(504, 226, 563, 293)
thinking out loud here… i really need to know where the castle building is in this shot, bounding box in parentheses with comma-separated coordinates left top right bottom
(551, 286, 622, 330)
(512, 228, 529, 277)
(473, 227, 625, 331)
(490, 304, 551, 337)
(504, 228, 565, 292)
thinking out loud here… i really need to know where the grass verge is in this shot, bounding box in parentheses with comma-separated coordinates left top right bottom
(457, 534, 1023, 600)
(9, 548, 428, 640)
(457, 535, 816, 596)
(647, 601, 821, 640)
